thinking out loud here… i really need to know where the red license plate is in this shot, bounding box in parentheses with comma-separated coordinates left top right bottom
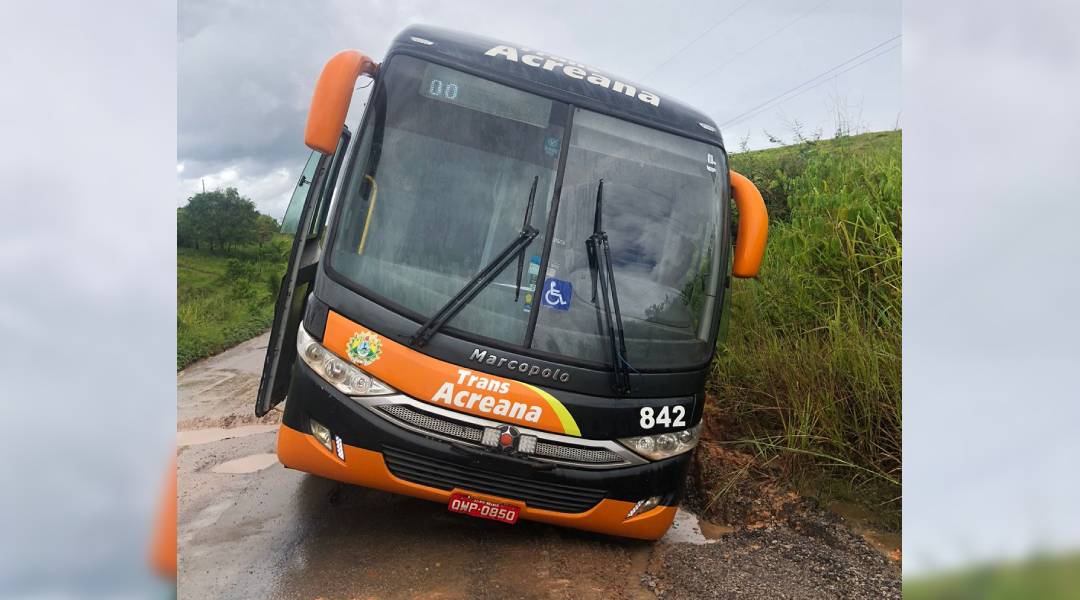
(447, 493, 520, 524)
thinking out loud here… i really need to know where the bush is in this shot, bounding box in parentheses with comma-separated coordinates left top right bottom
(266, 270, 282, 297)
(177, 246, 286, 369)
(222, 258, 257, 283)
(713, 131, 901, 518)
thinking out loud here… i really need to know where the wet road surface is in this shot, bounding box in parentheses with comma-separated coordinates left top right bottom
(177, 334, 900, 599)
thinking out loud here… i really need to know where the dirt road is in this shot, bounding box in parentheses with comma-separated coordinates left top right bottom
(177, 334, 900, 599)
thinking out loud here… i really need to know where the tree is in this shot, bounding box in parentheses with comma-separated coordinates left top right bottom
(178, 187, 260, 253)
(177, 207, 198, 249)
(254, 214, 279, 248)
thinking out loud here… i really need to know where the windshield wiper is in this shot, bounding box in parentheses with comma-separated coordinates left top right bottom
(409, 176, 540, 348)
(585, 179, 632, 395)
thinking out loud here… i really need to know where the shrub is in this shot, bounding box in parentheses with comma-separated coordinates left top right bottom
(713, 131, 901, 515)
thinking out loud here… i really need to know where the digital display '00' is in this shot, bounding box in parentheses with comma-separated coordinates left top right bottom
(428, 79, 459, 100)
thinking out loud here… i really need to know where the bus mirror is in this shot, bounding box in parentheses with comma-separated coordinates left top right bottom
(305, 50, 378, 154)
(730, 170, 768, 278)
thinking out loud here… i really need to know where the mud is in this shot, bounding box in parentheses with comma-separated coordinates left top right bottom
(210, 453, 279, 474)
(177, 335, 901, 599)
(178, 423, 280, 447)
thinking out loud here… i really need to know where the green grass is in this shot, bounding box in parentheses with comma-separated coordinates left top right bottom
(709, 130, 902, 526)
(177, 241, 288, 370)
(904, 553, 1080, 599)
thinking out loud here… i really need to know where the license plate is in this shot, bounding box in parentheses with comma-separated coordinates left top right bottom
(447, 493, 520, 524)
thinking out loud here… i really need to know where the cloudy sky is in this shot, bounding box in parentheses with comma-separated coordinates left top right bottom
(178, 0, 901, 219)
(903, 2, 1080, 574)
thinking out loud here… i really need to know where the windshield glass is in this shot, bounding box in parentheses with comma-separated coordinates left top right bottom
(329, 56, 568, 346)
(530, 110, 726, 368)
(329, 58, 726, 369)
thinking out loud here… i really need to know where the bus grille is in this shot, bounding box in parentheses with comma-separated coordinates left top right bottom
(373, 403, 632, 467)
(533, 440, 624, 465)
(379, 403, 484, 443)
(382, 446, 605, 513)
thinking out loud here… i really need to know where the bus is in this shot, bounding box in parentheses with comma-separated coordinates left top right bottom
(257, 24, 768, 540)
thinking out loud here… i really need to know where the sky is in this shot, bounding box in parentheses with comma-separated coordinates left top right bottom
(177, 0, 902, 219)
(902, 2, 1080, 574)
(1, 2, 176, 596)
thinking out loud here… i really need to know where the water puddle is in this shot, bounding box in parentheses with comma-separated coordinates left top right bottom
(178, 424, 279, 447)
(827, 500, 901, 559)
(211, 453, 279, 474)
(181, 499, 234, 545)
(661, 509, 734, 545)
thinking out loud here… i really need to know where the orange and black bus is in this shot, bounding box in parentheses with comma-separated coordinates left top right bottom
(257, 25, 767, 540)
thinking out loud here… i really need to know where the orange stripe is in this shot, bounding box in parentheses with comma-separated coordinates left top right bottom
(323, 311, 579, 436)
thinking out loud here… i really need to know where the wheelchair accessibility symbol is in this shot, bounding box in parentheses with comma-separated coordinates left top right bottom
(541, 278, 572, 311)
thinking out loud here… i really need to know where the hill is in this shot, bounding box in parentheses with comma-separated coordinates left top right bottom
(905, 553, 1080, 598)
(699, 130, 902, 529)
(177, 244, 287, 370)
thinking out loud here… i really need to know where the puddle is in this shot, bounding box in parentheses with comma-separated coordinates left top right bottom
(178, 424, 279, 447)
(661, 509, 733, 545)
(698, 519, 736, 539)
(827, 500, 901, 559)
(181, 499, 234, 544)
(211, 453, 279, 474)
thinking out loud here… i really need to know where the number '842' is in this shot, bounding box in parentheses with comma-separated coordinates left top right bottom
(639, 405, 686, 429)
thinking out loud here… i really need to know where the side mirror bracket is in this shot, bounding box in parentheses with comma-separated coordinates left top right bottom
(304, 50, 378, 154)
(730, 170, 769, 278)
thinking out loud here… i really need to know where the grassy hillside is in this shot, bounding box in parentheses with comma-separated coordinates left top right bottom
(708, 130, 902, 525)
(904, 553, 1080, 599)
(177, 243, 287, 370)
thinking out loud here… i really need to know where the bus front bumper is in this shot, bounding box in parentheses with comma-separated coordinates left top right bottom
(277, 361, 689, 540)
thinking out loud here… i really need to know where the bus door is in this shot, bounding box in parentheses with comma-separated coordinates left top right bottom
(255, 130, 350, 417)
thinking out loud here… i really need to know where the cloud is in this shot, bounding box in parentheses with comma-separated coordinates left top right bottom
(178, 0, 901, 215)
(177, 161, 300, 219)
(1, 1, 176, 595)
(903, 0, 1080, 574)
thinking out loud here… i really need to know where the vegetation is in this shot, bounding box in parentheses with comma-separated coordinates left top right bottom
(709, 130, 902, 525)
(177, 188, 288, 370)
(178, 188, 280, 252)
(904, 553, 1080, 599)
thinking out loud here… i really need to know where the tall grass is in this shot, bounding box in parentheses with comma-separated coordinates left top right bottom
(177, 242, 288, 370)
(711, 130, 901, 516)
(904, 553, 1080, 599)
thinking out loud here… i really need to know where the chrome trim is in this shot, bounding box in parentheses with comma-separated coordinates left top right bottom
(354, 393, 647, 469)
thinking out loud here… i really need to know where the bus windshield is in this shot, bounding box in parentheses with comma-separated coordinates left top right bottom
(530, 110, 726, 368)
(329, 56, 726, 370)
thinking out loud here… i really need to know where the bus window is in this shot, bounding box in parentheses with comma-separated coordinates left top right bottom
(530, 110, 726, 369)
(280, 151, 319, 235)
(328, 56, 568, 347)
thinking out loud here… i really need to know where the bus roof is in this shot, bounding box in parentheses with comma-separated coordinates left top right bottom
(386, 25, 725, 149)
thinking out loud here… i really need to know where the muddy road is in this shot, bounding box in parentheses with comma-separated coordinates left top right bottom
(177, 334, 900, 599)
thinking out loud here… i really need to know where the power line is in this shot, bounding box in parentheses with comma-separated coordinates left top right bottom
(639, 0, 757, 81)
(719, 34, 900, 127)
(700, 0, 831, 82)
(721, 38, 901, 129)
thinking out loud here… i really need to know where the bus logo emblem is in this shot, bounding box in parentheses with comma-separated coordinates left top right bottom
(497, 425, 519, 451)
(346, 331, 383, 366)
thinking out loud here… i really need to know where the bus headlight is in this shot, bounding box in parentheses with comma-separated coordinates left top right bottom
(296, 324, 395, 396)
(619, 424, 701, 461)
